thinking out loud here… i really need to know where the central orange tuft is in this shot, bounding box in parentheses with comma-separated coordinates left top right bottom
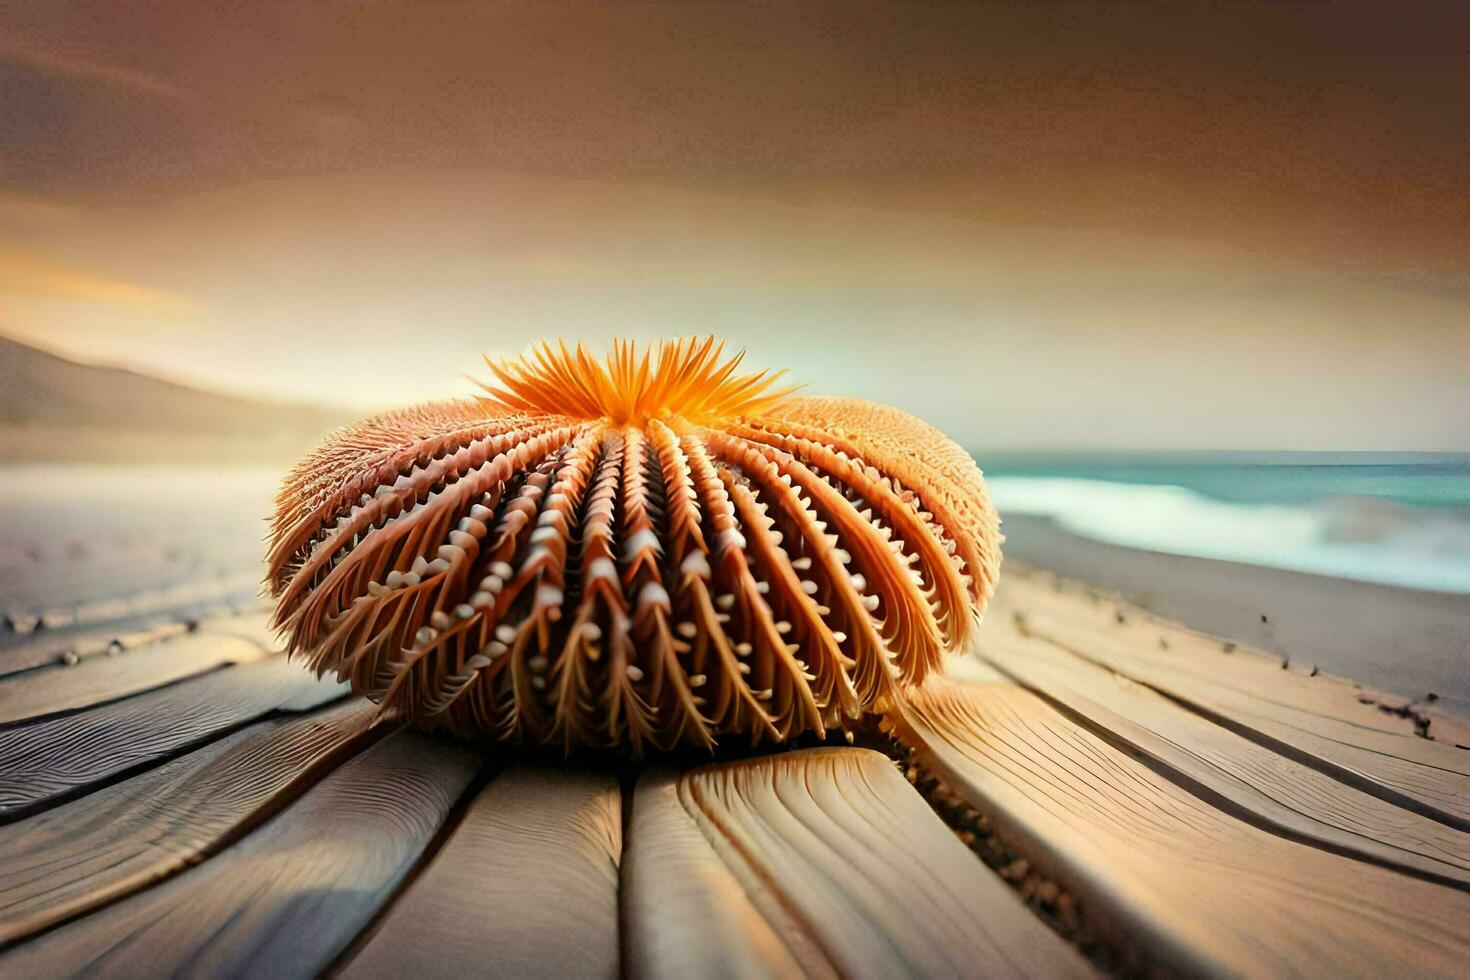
(268, 337, 1002, 754)
(477, 337, 799, 426)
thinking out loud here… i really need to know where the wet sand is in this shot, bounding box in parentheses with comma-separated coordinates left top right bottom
(998, 513, 1470, 714)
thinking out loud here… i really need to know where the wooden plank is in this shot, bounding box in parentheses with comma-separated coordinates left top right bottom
(998, 520, 1470, 713)
(995, 572, 1470, 826)
(623, 770, 806, 978)
(340, 765, 622, 979)
(998, 568, 1470, 745)
(892, 675, 1470, 976)
(0, 656, 346, 820)
(3, 571, 264, 641)
(0, 632, 271, 726)
(626, 748, 1093, 979)
(0, 702, 382, 947)
(0, 731, 481, 979)
(976, 619, 1470, 886)
(0, 618, 190, 677)
(191, 609, 281, 652)
(0, 593, 269, 679)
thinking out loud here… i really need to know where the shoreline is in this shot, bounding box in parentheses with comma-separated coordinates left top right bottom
(997, 513, 1470, 714)
(0, 427, 318, 467)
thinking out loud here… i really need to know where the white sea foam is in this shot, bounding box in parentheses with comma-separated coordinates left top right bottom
(988, 477, 1470, 593)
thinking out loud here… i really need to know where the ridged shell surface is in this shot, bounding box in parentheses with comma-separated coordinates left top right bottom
(268, 338, 1001, 753)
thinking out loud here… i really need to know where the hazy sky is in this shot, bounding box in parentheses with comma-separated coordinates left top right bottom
(2, 2, 1467, 450)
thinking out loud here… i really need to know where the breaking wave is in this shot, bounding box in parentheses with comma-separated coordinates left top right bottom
(987, 477, 1470, 593)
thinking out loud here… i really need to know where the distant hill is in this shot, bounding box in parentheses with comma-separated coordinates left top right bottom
(0, 334, 355, 464)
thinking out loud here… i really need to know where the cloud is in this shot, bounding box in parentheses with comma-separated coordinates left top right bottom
(0, 244, 199, 318)
(0, 39, 188, 100)
(0, 193, 81, 234)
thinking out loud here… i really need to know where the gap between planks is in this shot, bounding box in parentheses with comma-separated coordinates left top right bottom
(0, 610, 285, 728)
(622, 747, 1094, 979)
(0, 701, 389, 949)
(978, 621, 1470, 888)
(0, 732, 484, 978)
(892, 671, 1470, 977)
(12, 576, 1464, 977)
(0, 655, 347, 822)
(993, 570, 1470, 830)
(332, 765, 622, 979)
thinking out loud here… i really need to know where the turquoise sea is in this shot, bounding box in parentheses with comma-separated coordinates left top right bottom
(981, 452, 1470, 593)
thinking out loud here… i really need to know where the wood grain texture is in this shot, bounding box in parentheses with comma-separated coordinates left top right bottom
(340, 765, 622, 980)
(895, 675, 1470, 976)
(0, 618, 188, 677)
(976, 619, 1470, 887)
(0, 731, 482, 979)
(623, 769, 806, 978)
(0, 656, 346, 820)
(4, 569, 261, 628)
(999, 524, 1470, 714)
(2, 575, 265, 674)
(0, 702, 381, 946)
(0, 631, 270, 725)
(626, 748, 1093, 979)
(191, 609, 281, 652)
(0, 591, 268, 679)
(994, 572, 1470, 826)
(1002, 566, 1470, 748)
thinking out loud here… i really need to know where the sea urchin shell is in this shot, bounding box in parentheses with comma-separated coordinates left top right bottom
(268, 338, 1001, 753)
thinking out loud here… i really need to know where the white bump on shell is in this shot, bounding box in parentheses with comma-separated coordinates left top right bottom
(623, 528, 663, 559)
(679, 550, 711, 579)
(637, 582, 672, 613)
(587, 557, 619, 584)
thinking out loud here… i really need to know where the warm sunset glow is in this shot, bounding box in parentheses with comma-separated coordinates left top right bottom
(1, 3, 1466, 448)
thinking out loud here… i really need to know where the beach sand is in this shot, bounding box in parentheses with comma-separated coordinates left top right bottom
(999, 513, 1470, 714)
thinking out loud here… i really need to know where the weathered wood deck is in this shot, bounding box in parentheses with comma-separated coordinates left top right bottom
(0, 560, 1466, 977)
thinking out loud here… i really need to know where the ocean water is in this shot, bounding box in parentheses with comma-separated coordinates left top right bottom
(982, 453, 1470, 593)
